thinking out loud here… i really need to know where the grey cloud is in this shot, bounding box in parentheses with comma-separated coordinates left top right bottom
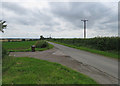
(49, 2, 117, 31)
(2, 3, 59, 31)
(2, 2, 28, 15)
(1, 2, 117, 38)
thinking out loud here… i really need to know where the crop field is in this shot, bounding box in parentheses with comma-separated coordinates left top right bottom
(49, 37, 119, 59)
(2, 41, 36, 51)
(2, 41, 54, 52)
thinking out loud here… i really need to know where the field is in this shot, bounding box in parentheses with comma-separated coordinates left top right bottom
(2, 56, 97, 84)
(49, 37, 119, 59)
(2, 41, 54, 52)
(2, 41, 36, 51)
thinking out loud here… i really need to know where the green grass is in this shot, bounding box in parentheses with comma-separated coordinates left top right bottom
(2, 56, 97, 84)
(2, 41, 36, 51)
(50, 41, 118, 59)
(2, 41, 54, 52)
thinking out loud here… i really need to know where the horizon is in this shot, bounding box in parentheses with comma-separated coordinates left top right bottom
(0, 35, 119, 39)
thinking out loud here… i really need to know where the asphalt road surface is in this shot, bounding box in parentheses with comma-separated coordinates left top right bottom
(49, 42, 118, 79)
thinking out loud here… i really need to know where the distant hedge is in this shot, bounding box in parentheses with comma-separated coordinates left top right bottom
(50, 37, 119, 51)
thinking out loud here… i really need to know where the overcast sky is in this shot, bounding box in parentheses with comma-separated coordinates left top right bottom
(0, 0, 118, 38)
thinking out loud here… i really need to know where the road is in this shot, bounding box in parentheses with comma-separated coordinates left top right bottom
(49, 42, 118, 79)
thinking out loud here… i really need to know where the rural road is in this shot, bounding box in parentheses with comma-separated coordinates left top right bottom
(49, 42, 118, 79)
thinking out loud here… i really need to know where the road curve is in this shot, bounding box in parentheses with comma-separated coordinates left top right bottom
(49, 42, 118, 79)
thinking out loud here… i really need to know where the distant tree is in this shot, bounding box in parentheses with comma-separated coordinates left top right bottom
(29, 39, 33, 41)
(22, 39, 25, 41)
(40, 35, 44, 40)
(0, 20, 7, 33)
(8, 39, 11, 42)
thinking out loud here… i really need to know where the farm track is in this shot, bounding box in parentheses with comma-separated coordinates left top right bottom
(10, 43, 118, 84)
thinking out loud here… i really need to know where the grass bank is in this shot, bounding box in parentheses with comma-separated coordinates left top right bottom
(50, 41, 118, 59)
(2, 40, 54, 52)
(2, 56, 97, 84)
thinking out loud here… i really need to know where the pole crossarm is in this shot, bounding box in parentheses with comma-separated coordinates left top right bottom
(81, 20, 88, 22)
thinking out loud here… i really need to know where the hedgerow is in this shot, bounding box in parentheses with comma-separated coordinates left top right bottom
(50, 37, 119, 51)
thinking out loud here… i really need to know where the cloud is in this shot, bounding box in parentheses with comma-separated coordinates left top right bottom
(1, 2, 118, 38)
(2, 2, 28, 15)
(49, 2, 117, 30)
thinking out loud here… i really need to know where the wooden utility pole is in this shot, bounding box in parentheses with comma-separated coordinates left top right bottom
(81, 19, 88, 38)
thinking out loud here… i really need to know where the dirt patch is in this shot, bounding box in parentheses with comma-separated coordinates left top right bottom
(9, 47, 118, 84)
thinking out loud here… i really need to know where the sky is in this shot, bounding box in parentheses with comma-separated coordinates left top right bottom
(0, 0, 118, 38)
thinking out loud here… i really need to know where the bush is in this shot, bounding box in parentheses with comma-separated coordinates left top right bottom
(35, 41, 49, 48)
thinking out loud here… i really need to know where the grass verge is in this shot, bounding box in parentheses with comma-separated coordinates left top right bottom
(50, 41, 118, 59)
(2, 56, 97, 84)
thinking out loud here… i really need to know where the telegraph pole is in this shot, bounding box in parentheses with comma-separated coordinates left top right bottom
(81, 19, 88, 38)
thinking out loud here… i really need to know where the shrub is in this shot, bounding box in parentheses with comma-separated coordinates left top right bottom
(35, 41, 49, 48)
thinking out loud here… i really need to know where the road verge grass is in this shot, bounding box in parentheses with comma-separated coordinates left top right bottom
(2, 57, 97, 84)
(50, 41, 118, 59)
